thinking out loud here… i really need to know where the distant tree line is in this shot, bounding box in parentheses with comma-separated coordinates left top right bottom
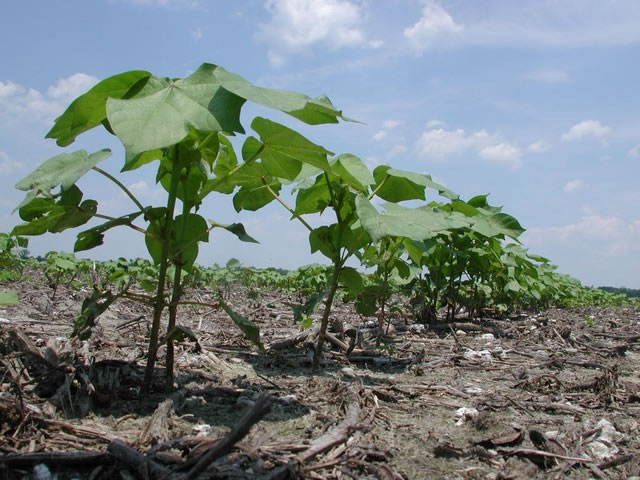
(598, 286, 640, 298)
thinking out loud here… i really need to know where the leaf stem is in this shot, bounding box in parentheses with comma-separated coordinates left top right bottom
(92, 166, 145, 213)
(261, 178, 313, 232)
(368, 174, 389, 200)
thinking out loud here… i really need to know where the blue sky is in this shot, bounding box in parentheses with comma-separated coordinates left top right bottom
(1, 0, 639, 288)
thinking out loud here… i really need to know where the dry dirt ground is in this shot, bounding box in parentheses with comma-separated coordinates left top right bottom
(1, 273, 640, 479)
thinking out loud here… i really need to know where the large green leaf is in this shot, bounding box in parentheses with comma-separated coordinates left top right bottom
(12, 185, 98, 236)
(106, 64, 246, 157)
(471, 212, 525, 240)
(214, 66, 354, 125)
(248, 117, 333, 179)
(15, 149, 111, 199)
(46, 71, 151, 147)
(218, 298, 264, 351)
(295, 175, 331, 215)
(330, 154, 374, 193)
(372, 166, 459, 202)
(355, 195, 469, 242)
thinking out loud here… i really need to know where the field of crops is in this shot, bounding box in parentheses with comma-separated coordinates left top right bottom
(1, 64, 639, 479)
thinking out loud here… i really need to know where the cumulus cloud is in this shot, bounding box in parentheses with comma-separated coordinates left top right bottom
(479, 143, 522, 169)
(563, 179, 584, 193)
(192, 28, 203, 41)
(388, 144, 408, 157)
(525, 68, 570, 83)
(628, 144, 640, 159)
(0, 73, 96, 127)
(258, 0, 379, 66)
(404, 1, 463, 53)
(415, 126, 522, 169)
(383, 119, 401, 130)
(528, 141, 549, 153)
(372, 131, 386, 141)
(0, 151, 26, 175)
(562, 120, 611, 141)
(441, 1, 640, 49)
(427, 119, 446, 129)
(47, 73, 98, 102)
(525, 212, 640, 257)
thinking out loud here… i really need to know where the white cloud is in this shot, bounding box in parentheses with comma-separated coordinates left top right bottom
(0, 151, 26, 175)
(525, 213, 640, 257)
(47, 73, 98, 102)
(427, 119, 446, 129)
(525, 68, 569, 84)
(372, 130, 386, 141)
(562, 120, 611, 141)
(388, 144, 408, 157)
(258, 0, 379, 66)
(563, 179, 584, 193)
(415, 126, 521, 169)
(478, 143, 522, 169)
(628, 144, 640, 159)
(528, 141, 549, 153)
(447, 1, 640, 49)
(192, 28, 203, 41)
(0, 73, 96, 127)
(383, 119, 400, 130)
(404, 1, 463, 53)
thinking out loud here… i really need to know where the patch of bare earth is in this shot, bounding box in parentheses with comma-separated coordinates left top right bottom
(1, 273, 639, 479)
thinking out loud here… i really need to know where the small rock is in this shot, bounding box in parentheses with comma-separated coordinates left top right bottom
(409, 324, 425, 333)
(479, 333, 495, 343)
(455, 330, 467, 336)
(455, 407, 479, 426)
(340, 367, 356, 378)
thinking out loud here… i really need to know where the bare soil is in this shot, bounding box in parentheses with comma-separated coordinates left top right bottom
(1, 271, 639, 479)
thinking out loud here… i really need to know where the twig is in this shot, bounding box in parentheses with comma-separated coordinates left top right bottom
(181, 393, 274, 480)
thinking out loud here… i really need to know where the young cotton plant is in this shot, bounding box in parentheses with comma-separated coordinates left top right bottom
(12, 63, 352, 393)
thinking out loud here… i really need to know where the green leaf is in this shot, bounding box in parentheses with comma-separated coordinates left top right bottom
(309, 226, 338, 259)
(106, 64, 246, 157)
(74, 212, 144, 252)
(218, 298, 264, 351)
(233, 182, 280, 211)
(73, 288, 115, 340)
(294, 175, 331, 215)
(173, 213, 209, 269)
(209, 220, 259, 243)
(13, 185, 98, 236)
(330, 154, 374, 193)
(355, 195, 469, 242)
(15, 149, 111, 195)
(0, 291, 18, 305)
(471, 213, 526, 240)
(292, 291, 327, 323)
(249, 117, 333, 179)
(372, 166, 459, 202)
(46, 70, 151, 147)
(339, 267, 364, 296)
(214, 66, 355, 125)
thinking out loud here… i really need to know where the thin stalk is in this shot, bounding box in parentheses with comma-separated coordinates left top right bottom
(313, 260, 342, 369)
(92, 166, 146, 213)
(166, 185, 190, 390)
(368, 174, 389, 200)
(142, 154, 181, 395)
(261, 178, 313, 232)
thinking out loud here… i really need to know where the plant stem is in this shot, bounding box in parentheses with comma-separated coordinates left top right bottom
(166, 176, 190, 391)
(313, 260, 341, 369)
(92, 166, 146, 213)
(261, 178, 313, 232)
(142, 153, 181, 395)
